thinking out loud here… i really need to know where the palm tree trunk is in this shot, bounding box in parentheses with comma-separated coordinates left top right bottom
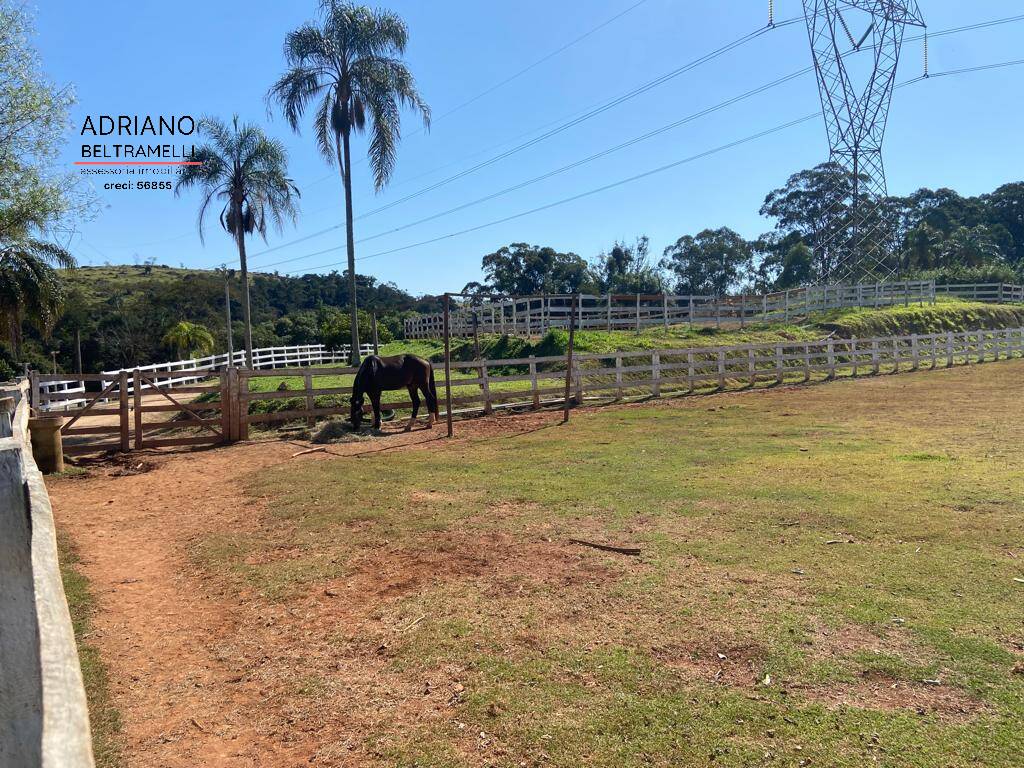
(235, 224, 255, 368)
(340, 129, 361, 365)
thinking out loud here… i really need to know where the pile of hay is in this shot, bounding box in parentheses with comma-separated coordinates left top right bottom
(310, 418, 379, 444)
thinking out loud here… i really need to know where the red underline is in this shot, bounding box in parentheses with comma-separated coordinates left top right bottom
(74, 161, 202, 166)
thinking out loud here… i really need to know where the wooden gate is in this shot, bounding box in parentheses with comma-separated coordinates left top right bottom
(130, 368, 230, 450)
(31, 368, 234, 455)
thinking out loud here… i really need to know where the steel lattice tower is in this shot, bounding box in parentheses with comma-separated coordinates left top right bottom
(802, 0, 926, 282)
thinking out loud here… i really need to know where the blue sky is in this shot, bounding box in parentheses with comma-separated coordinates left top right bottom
(35, 0, 1024, 296)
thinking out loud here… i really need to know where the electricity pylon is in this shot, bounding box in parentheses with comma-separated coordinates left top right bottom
(802, 1, 926, 282)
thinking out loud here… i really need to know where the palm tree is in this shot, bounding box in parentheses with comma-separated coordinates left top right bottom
(162, 321, 215, 360)
(0, 238, 76, 359)
(268, 1, 429, 364)
(175, 115, 299, 368)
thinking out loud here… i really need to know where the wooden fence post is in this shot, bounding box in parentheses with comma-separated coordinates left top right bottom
(563, 294, 578, 423)
(850, 338, 859, 377)
(443, 294, 454, 438)
(238, 373, 250, 441)
(652, 351, 661, 397)
(747, 348, 756, 387)
(717, 350, 726, 390)
(688, 296, 695, 329)
(606, 293, 612, 331)
(804, 343, 811, 382)
(529, 356, 540, 409)
(224, 366, 239, 442)
(635, 294, 641, 333)
(133, 369, 143, 450)
(118, 371, 130, 452)
(615, 356, 623, 398)
(946, 331, 954, 368)
(776, 344, 784, 385)
(827, 339, 836, 380)
(481, 362, 492, 415)
(687, 351, 695, 393)
(662, 295, 669, 331)
(740, 295, 746, 329)
(910, 335, 919, 371)
(304, 373, 315, 427)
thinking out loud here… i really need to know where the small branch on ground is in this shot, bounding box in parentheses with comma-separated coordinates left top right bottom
(291, 447, 328, 458)
(569, 538, 642, 556)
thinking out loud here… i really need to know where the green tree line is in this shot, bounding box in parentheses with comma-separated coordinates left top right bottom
(464, 166, 1024, 298)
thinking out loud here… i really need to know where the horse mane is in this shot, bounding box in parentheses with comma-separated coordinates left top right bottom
(352, 355, 379, 401)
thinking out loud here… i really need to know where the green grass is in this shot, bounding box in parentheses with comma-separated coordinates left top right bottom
(57, 531, 122, 768)
(195, 360, 1024, 767)
(815, 299, 1024, 338)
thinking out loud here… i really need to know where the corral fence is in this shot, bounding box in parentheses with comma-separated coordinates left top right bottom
(405, 280, 938, 339)
(30, 327, 1024, 455)
(37, 343, 375, 412)
(1, 381, 94, 766)
(406, 281, 1024, 340)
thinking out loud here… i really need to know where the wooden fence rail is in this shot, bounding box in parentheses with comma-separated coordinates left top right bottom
(37, 343, 376, 412)
(31, 327, 1024, 455)
(406, 281, 1024, 340)
(405, 280, 939, 339)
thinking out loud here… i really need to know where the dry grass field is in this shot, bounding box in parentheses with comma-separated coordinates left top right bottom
(51, 360, 1024, 767)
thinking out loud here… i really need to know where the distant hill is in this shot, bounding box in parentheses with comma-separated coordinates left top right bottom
(32, 264, 442, 373)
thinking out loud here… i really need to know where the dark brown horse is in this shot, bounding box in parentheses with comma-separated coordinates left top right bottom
(350, 354, 439, 431)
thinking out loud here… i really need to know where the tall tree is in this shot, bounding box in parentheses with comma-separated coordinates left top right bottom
(480, 243, 592, 296)
(0, 1, 85, 361)
(660, 228, 752, 296)
(269, 1, 430, 364)
(175, 115, 299, 368)
(591, 236, 664, 294)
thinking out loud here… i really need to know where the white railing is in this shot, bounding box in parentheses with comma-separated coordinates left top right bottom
(38, 343, 376, 411)
(1, 382, 94, 766)
(405, 281, 938, 339)
(934, 283, 1024, 303)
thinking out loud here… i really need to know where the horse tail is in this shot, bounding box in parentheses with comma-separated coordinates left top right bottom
(428, 363, 439, 416)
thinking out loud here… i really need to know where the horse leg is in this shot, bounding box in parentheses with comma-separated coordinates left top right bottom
(420, 382, 435, 427)
(370, 391, 382, 430)
(406, 385, 420, 432)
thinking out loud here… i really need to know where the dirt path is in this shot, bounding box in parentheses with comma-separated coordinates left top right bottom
(48, 414, 558, 767)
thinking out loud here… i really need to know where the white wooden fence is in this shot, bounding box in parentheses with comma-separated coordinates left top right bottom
(405, 281, 938, 339)
(1, 382, 94, 766)
(38, 343, 375, 411)
(935, 283, 1024, 303)
(234, 327, 1024, 433)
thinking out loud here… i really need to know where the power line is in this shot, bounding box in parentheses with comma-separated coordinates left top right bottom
(284, 115, 820, 273)
(254, 67, 813, 272)
(229, 16, 800, 268)
(347, 18, 803, 223)
(419, 0, 655, 129)
(254, 17, 1024, 274)
(281, 0, 655, 191)
(238, 11, 1024, 272)
(278, 56, 1024, 276)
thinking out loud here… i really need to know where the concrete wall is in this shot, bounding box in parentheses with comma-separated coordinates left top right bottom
(0, 381, 94, 767)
